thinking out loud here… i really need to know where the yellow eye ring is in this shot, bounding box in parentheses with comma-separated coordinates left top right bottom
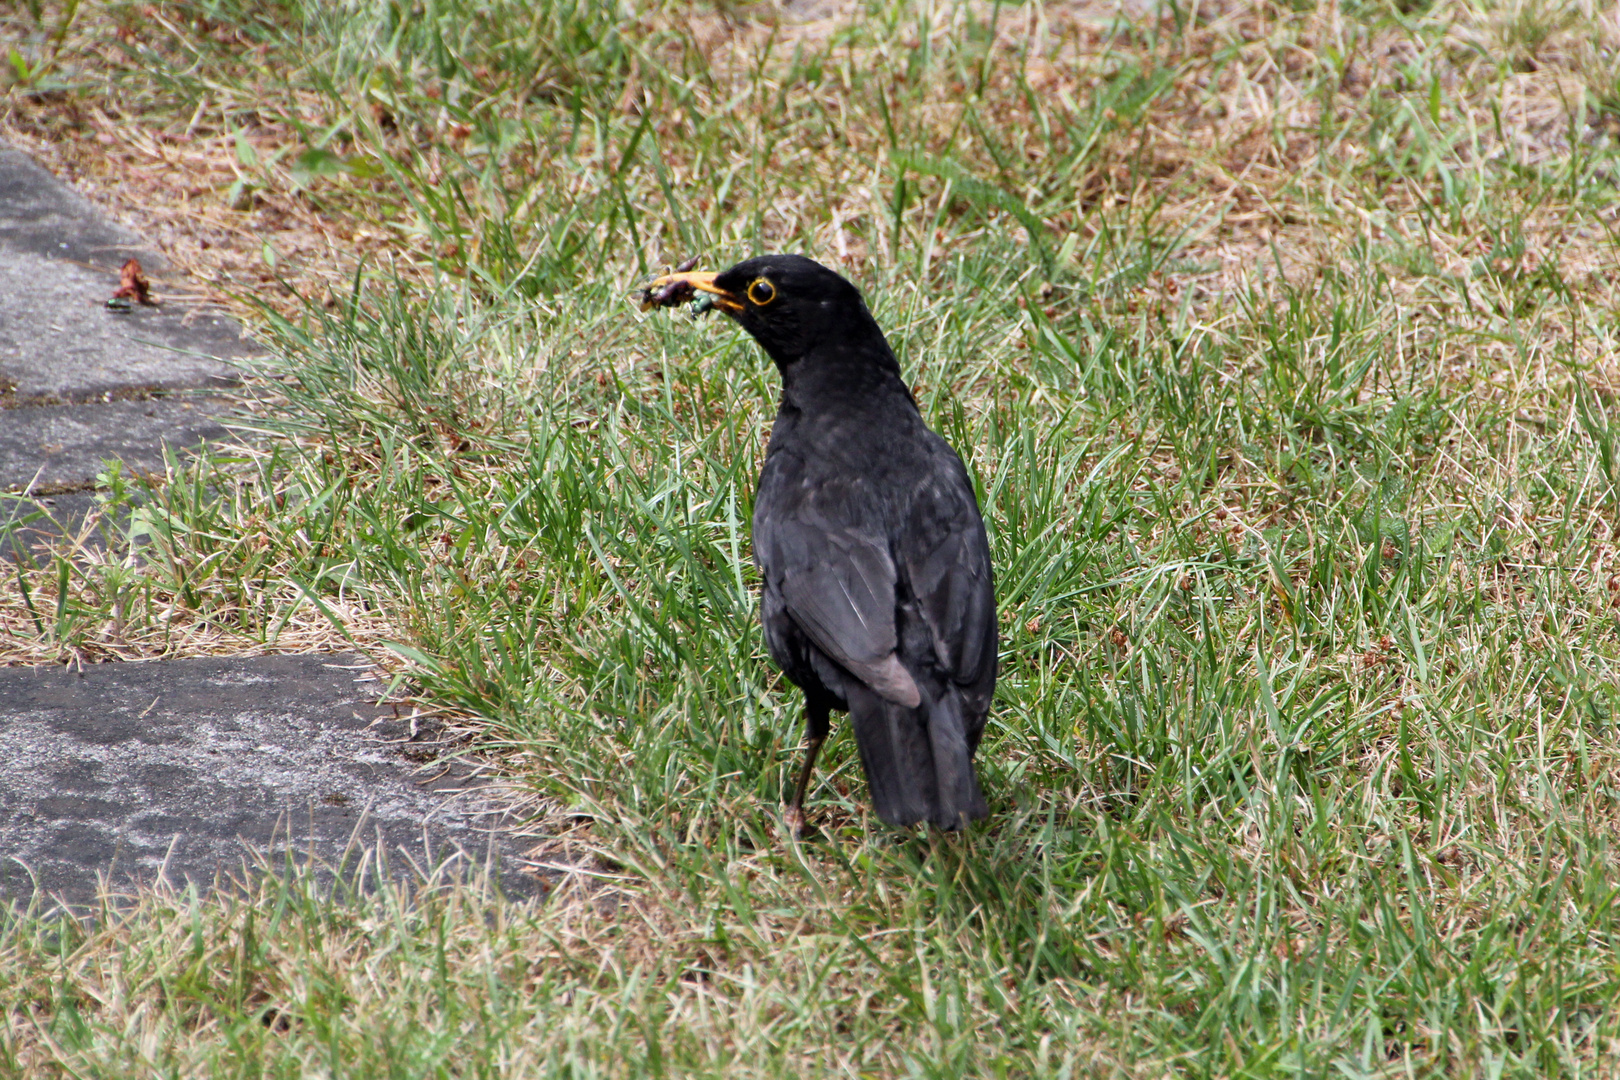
(747, 278, 777, 306)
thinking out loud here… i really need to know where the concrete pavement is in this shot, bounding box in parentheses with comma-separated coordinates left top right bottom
(0, 654, 537, 904)
(0, 141, 541, 908)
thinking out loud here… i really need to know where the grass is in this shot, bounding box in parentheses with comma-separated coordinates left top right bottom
(6, 0, 1620, 1074)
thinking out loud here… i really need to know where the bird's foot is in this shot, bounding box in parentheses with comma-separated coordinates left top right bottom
(784, 804, 808, 840)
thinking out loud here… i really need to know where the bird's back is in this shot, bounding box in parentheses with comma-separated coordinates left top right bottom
(753, 390, 997, 828)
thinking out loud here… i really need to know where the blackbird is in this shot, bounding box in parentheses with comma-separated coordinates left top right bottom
(641, 254, 997, 832)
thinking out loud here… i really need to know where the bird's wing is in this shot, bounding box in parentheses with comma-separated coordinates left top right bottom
(754, 477, 921, 707)
(899, 456, 997, 691)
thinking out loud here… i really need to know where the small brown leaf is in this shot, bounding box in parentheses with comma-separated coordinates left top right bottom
(110, 258, 155, 306)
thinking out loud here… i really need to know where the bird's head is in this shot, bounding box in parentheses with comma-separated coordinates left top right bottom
(640, 254, 887, 369)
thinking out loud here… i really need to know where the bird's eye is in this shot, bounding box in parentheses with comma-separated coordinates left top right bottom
(747, 278, 777, 306)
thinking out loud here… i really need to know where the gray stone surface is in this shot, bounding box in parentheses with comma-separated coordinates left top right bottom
(0, 147, 255, 404)
(0, 397, 229, 494)
(0, 654, 541, 907)
(0, 144, 545, 911)
(0, 139, 251, 553)
(0, 146, 157, 267)
(0, 252, 250, 403)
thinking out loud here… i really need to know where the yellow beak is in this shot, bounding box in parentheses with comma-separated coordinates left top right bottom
(639, 270, 744, 313)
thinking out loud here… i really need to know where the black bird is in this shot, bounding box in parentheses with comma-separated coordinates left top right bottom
(642, 254, 997, 832)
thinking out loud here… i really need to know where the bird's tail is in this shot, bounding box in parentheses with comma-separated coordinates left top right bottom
(848, 683, 987, 830)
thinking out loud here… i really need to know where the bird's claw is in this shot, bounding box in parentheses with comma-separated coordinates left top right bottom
(784, 805, 808, 840)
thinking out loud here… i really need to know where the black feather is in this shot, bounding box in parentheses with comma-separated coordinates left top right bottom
(670, 254, 997, 830)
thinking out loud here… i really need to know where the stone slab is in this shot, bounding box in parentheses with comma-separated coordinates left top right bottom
(0, 397, 230, 494)
(0, 146, 161, 269)
(0, 654, 542, 907)
(0, 145, 256, 403)
(0, 249, 251, 403)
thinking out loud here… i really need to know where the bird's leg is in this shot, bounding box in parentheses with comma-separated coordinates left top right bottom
(784, 733, 825, 838)
(784, 702, 831, 839)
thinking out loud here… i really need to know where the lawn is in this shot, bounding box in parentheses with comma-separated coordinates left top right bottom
(5, 0, 1620, 1074)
